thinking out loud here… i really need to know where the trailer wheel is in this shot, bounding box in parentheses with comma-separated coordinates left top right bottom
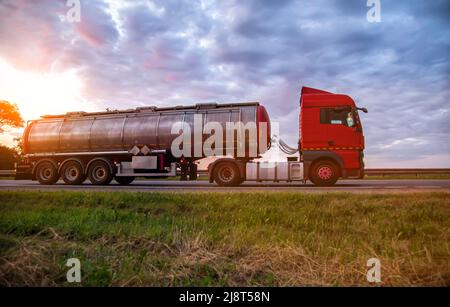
(214, 162, 241, 187)
(115, 176, 135, 185)
(35, 161, 59, 185)
(310, 160, 339, 186)
(61, 161, 86, 185)
(88, 160, 113, 185)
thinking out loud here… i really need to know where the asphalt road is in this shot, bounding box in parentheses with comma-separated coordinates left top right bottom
(0, 179, 449, 193)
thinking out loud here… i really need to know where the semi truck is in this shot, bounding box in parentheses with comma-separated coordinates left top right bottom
(15, 86, 367, 186)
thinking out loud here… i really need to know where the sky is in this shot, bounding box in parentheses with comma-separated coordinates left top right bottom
(0, 0, 449, 167)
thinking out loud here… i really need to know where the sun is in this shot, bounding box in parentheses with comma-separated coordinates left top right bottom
(0, 58, 87, 122)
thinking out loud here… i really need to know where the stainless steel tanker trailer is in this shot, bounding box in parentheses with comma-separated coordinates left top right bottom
(16, 102, 276, 186)
(15, 87, 367, 186)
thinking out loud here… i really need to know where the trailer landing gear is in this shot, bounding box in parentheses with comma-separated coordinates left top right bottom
(115, 176, 135, 185)
(180, 162, 198, 181)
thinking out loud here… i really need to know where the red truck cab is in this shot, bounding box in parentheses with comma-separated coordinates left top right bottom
(300, 87, 367, 186)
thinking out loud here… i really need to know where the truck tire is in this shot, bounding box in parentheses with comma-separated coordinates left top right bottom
(87, 160, 113, 185)
(61, 161, 86, 185)
(214, 162, 241, 187)
(115, 176, 135, 185)
(310, 160, 339, 186)
(35, 161, 59, 185)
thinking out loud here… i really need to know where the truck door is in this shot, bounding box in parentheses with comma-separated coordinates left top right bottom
(320, 108, 362, 149)
(301, 107, 329, 149)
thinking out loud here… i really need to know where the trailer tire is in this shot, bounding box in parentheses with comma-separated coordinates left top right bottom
(88, 160, 113, 185)
(115, 176, 135, 185)
(61, 161, 86, 185)
(214, 162, 241, 187)
(310, 160, 339, 186)
(35, 161, 59, 185)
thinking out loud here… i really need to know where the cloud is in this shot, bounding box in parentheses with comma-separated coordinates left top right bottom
(0, 0, 448, 166)
(0, 0, 68, 71)
(73, 0, 119, 47)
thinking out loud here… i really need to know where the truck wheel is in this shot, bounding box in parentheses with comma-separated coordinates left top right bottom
(214, 162, 241, 187)
(88, 160, 113, 185)
(115, 176, 135, 185)
(310, 160, 339, 186)
(35, 161, 59, 185)
(61, 161, 86, 185)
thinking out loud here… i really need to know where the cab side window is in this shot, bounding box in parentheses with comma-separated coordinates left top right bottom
(320, 108, 354, 127)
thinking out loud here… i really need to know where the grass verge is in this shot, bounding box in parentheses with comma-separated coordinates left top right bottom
(0, 191, 449, 286)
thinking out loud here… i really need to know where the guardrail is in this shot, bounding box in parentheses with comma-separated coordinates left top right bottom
(200, 169, 450, 176)
(0, 170, 15, 176)
(364, 168, 450, 176)
(1, 169, 450, 178)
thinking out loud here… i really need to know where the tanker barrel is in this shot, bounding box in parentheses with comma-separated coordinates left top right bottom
(24, 103, 271, 159)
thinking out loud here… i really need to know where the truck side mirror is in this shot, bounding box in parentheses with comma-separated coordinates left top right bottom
(357, 107, 368, 113)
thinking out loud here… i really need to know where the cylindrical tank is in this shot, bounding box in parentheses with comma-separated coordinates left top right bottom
(23, 103, 271, 159)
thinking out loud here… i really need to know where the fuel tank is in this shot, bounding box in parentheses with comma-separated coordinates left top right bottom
(23, 102, 271, 159)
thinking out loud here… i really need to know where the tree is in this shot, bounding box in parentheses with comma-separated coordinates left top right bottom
(0, 100, 24, 133)
(0, 145, 19, 169)
(13, 137, 25, 163)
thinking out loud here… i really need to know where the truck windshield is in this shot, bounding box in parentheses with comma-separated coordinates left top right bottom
(320, 108, 356, 127)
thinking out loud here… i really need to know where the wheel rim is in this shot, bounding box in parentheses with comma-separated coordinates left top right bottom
(65, 166, 79, 181)
(92, 166, 107, 182)
(39, 165, 54, 181)
(317, 166, 333, 180)
(218, 166, 234, 183)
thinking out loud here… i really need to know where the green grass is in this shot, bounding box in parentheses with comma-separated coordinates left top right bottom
(0, 191, 449, 286)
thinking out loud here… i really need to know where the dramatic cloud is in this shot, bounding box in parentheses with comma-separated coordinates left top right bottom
(0, 0, 448, 166)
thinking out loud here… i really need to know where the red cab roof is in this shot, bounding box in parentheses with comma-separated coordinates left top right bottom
(301, 87, 332, 95)
(300, 86, 356, 108)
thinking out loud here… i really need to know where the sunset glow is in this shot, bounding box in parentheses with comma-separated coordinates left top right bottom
(0, 58, 86, 121)
(0, 1, 448, 166)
